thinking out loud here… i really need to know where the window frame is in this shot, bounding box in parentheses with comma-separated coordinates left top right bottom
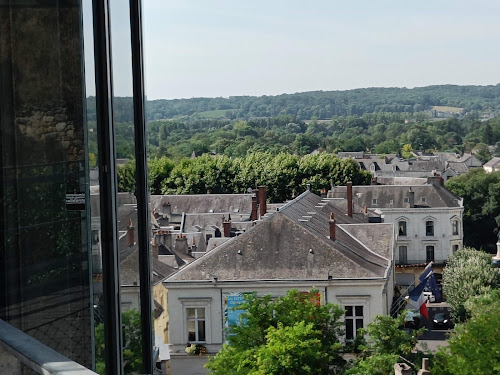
(180, 298, 212, 344)
(337, 296, 370, 342)
(398, 220, 407, 237)
(426, 245, 435, 263)
(399, 245, 408, 264)
(425, 220, 434, 236)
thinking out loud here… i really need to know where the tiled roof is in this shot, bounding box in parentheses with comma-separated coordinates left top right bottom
(165, 192, 392, 282)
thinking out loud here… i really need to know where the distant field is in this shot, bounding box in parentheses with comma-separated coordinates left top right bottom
(193, 109, 234, 119)
(431, 105, 464, 113)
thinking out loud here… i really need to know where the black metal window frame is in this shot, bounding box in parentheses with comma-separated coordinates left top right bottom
(92, 0, 152, 373)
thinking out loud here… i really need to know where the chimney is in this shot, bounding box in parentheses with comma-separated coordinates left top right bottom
(258, 186, 267, 217)
(408, 189, 415, 208)
(363, 206, 368, 214)
(127, 218, 135, 247)
(329, 212, 336, 240)
(251, 195, 258, 221)
(347, 182, 353, 217)
(191, 237, 197, 253)
(152, 235, 159, 259)
(320, 188, 327, 198)
(175, 234, 189, 255)
(417, 358, 431, 375)
(223, 220, 231, 237)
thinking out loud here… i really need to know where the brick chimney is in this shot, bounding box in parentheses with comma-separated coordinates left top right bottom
(152, 235, 159, 259)
(223, 219, 231, 237)
(127, 218, 135, 247)
(251, 195, 258, 221)
(258, 186, 267, 217)
(329, 212, 336, 240)
(175, 234, 189, 255)
(347, 182, 353, 217)
(408, 188, 415, 208)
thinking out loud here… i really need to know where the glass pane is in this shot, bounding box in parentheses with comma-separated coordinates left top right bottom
(355, 306, 363, 317)
(0, 0, 92, 368)
(198, 321, 206, 341)
(197, 308, 205, 319)
(187, 308, 196, 318)
(187, 321, 196, 341)
(345, 306, 353, 316)
(356, 318, 364, 330)
(345, 319, 353, 340)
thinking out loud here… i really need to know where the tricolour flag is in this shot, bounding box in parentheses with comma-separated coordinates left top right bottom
(418, 262, 441, 300)
(407, 281, 429, 319)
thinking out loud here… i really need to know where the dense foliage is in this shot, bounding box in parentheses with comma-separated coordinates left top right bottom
(118, 152, 371, 203)
(206, 289, 346, 375)
(442, 248, 500, 322)
(432, 290, 500, 375)
(95, 309, 143, 374)
(87, 85, 500, 122)
(346, 311, 426, 375)
(445, 169, 500, 251)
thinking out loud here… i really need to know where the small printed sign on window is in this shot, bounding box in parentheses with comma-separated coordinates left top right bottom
(66, 193, 85, 211)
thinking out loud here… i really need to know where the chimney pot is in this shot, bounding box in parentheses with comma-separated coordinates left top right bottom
(329, 213, 336, 240)
(258, 186, 267, 217)
(347, 182, 353, 217)
(251, 195, 258, 220)
(223, 220, 231, 237)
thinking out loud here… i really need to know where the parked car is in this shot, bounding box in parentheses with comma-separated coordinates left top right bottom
(404, 309, 421, 329)
(433, 313, 451, 329)
(423, 291, 435, 303)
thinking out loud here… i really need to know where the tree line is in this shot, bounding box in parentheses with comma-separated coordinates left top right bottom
(86, 84, 500, 122)
(117, 152, 371, 203)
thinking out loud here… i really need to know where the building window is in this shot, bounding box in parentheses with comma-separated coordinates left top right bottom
(398, 221, 407, 236)
(399, 246, 408, 264)
(372, 198, 378, 205)
(452, 220, 459, 235)
(426, 221, 434, 236)
(187, 307, 206, 342)
(403, 197, 409, 203)
(421, 197, 426, 203)
(452, 244, 459, 253)
(426, 246, 435, 263)
(345, 306, 364, 340)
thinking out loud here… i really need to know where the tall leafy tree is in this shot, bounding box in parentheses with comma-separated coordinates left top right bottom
(205, 289, 346, 375)
(432, 290, 500, 375)
(442, 247, 500, 322)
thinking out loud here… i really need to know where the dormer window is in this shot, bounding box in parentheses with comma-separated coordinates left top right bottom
(421, 197, 427, 203)
(403, 197, 409, 203)
(372, 198, 378, 205)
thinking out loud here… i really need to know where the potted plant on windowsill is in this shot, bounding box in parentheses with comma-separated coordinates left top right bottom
(185, 343, 207, 356)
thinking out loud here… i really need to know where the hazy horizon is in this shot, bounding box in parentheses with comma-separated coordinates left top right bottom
(85, 0, 500, 101)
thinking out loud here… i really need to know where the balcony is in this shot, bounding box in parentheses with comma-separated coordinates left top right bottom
(0, 319, 97, 375)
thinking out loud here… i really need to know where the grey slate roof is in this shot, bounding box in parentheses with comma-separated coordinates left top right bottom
(327, 183, 462, 208)
(150, 194, 253, 216)
(484, 157, 500, 168)
(165, 191, 391, 282)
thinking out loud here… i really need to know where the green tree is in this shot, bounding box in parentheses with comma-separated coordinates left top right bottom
(432, 290, 500, 375)
(346, 311, 425, 375)
(95, 309, 143, 374)
(445, 169, 500, 250)
(205, 289, 346, 375)
(401, 144, 413, 159)
(442, 247, 500, 322)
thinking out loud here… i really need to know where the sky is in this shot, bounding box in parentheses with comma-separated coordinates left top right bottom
(86, 0, 500, 100)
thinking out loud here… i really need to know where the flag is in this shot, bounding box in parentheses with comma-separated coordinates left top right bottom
(407, 281, 429, 319)
(418, 262, 441, 300)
